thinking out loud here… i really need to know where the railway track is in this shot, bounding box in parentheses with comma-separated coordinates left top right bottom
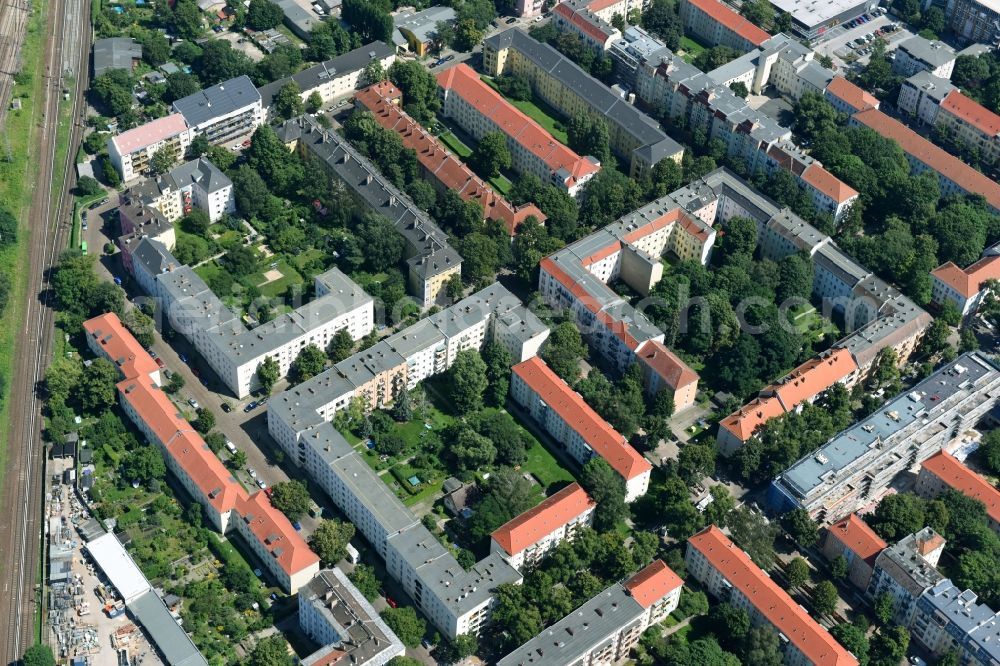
(0, 0, 90, 656)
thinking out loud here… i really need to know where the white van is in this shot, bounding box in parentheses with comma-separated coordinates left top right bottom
(345, 543, 360, 565)
(226, 440, 237, 454)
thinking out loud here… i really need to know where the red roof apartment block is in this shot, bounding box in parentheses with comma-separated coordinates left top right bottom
(82, 313, 318, 590)
(355, 81, 544, 235)
(688, 526, 858, 666)
(801, 163, 859, 206)
(635, 340, 698, 393)
(437, 64, 601, 194)
(684, 0, 770, 47)
(931, 255, 1000, 299)
(553, 2, 619, 45)
(84, 313, 161, 381)
(237, 492, 321, 576)
(825, 77, 879, 114)
(853, 108, 1000, 213)
(512, 357, 651, 483)
(490, 482, 595, 557)
(919, 451, 1000, 527)
(111, 113, 189, 156)
(825, 514, 887, 566)
(624, 560, 683, 608)
(941, 89, 1000, 138)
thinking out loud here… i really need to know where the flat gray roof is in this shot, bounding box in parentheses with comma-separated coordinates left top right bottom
(130, 590, 209, 666)
(172, 75, 261, 128)
(902, 71, 956, 102)
(919, 579, 1000, 660)
(767, 0, 871, 29)
(898, 36, 956, 68)
(394, 6, 457, 44)
(93, 37, 142, 78)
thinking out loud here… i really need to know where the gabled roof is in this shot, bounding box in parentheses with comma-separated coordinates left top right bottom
(921, 451, 1000, 527)
(825, 76, 879, 113)
(684, 0, 771, 46)
(553, 1, 619, 44)
(931, 255, 1000, 299)
(84, 313, 160, 380)
(852, 108, 1000, 213)
(512, 357, 651, 481)
(688, 526, 858, 666)
(635, 339, 699, 391)
(236, 492, 320, 576)
(826, 514, 887, 565)
(719, 395, 786, 441)
(490, 482, 595, 556)
(623, 559, 683, 608)
(801, 163, 858, 204)
(766, 348, 858, 412)
(941, 89, 1000, 137)
(112, 113, 190, 156)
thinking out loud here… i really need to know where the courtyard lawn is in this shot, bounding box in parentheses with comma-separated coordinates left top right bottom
(194, 260, 224, 286)
(791, 305, 841, 342)
(293, 248, 325, 271)
(522, 439, 575, 490)
(680, 35, 708, 63)
(438, 130, 514, 195)
(249, 258, 304, 298)
(481, 77, 570, 144)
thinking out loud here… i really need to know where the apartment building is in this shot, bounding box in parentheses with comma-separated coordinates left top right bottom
(496, 560, 683, 666)
(125, 234, 375, 397)
(124, 157, 235, 223)
(821, 514, 887, 590)
(897, 71, 955, 126)
(483, 28, 684, 177)
(678, 0, 770, 51)
(266, 283, 549, 639)
(609, 26, 669, 86)
(867, 528, 946, 626)
(930, 254, 1000, 317)
(278, 115, 462, 308)
(172, 75, 263, 147)
(686, 526, 858, 666)
(356, 80, 546, 234)
(510, 357, 652, 502)
(917, 451, 1000, 536)
(438, 64, 601, 198)
(911, 580, 1000, 665)
(824, 76, 879, 115)
(257, 41, 396, 119)
(538, 194, 713, 375)
(768, 352, 1000, 524)
(489, 482, 596, 570)
(108, 113, 194, 182)
(852, 108, 1000, 215)
(634, 339, 699, 411)
(892, 36, 957, 79)
(948, 0, 1000, 43)
(298, 568, 406, 666)
(83, 313, 320, 592)
(551, 0, 622, 53)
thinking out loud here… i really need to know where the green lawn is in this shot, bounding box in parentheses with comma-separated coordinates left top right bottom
(522, 437, 575, 490)
(792, 305, 840, 342)
(680, 35, 708, 63)
(438, 130, 514, 195)
(482, 77, 569, 144)
(250, 258, 304, 298)
(293, 248, 325, 271)
(194, 260, 223, 286)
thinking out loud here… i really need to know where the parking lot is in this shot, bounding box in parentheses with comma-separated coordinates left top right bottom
(813, 10, 915, 70)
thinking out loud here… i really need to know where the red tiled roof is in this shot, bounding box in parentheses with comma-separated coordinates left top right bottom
(921, 451, 1000, 526)
(490, 482, 595, 556)
(436, 65, 600, 190)
(356, 81, 544, 235)
(826, 76, 879, 113)
(801, 163, 859, 205)
(117, 374, 189, 444)
(941, 89, 1000, 137)
(553, 2, 617, 44)
(931, 255, 1000, 299)
(826, 514, 886, 566)
(719, 396, 786, 442)
(167, 428, 245, 515)
(84, 313, 160, 380)
(237, 492, 321, 576)
(513, 357, 652, 481)
(112, 113, 189, 155)
(636, 340, 699, 392)
(853, 108, 1000, 212)
(768, 349, 858, 412)
(689, 527, 858, 666)
(624, 560, 683, 608)
(586, 0, 626, 12)
(684, 0, 770, 46)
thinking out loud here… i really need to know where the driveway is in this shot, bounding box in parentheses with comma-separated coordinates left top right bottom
(812, 14, 915, 70)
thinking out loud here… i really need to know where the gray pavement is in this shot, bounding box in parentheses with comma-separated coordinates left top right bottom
(812, 14, 914, 71)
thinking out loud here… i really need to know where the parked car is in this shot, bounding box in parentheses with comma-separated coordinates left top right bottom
(505, 16, 516, 23)
(226, 440, 237, 454)
(257, 479, 267, 490)
(188, 398, 200, 409)
(155, 358, 165, 369)
(248, 468, 258, 479)
(292, 521, 302, 530)
(221, 402, 232, 413)
(244, 401, 258, 413)
(385, 596, 398, 608)
(179, 353, 188, 363)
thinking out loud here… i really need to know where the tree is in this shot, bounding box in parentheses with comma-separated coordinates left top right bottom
(830, 554, 849, 580)
(811, 579, 839, 617)
(363, 60, 387, 85)
(782, 508, 819, 547)
(249, 635, 294, 666)
(180, 208, 211, 236)
(869, 492, 926, 541)
(567, 113, 611, 165)
(581, 458, 628, 531)
(391, 388, 412, 422)
(138, 29, 171, 66)
(740, 0, 773, 26)
(342, 0, 394, 45)
(471, 411, 529, 466)
(80, 358, 120, 412)
(166, 71, 201, 102)
(451, 634, 479, 660)
(380, 607, 426, 647)
(831, 624, 869, 666)
(785, 556, 810, 589)
(641, 0, 682, 49)
(496, 74, 532, 101)
(708, 603, 750, 649)
(542, 322, 587, 383)
(472, 131, 511, 179)
(309, 519, 356, 566)
(195, 40, 254, 86)
(446, 349, 488, 415)
(22, 645, 56, 666)
(729, 81, 749, 98)
(677, 588, 709, 618)
(727, 507, 778, 570)
(170, 0, 205, 40)
(874, 592, 894, 624)
(349, 563, 380, 599)
(693, 45, 740, 72)
(482, 341, 512, 407)
(257, 356, 280, 395)
(246, 0, 284, 30)
(148, 146, 176, 176)
(870, 625, 909, 666)
(228, 449, 248, 471)
(76, 175, 102, 197)
(290, 344, 327, 383)
(306, 90, 323, 114)
(193, 407, 216, 433)
(121, 444, 167, 487)
(274, 81, 304, 120)
(453, 18, 484, 52)
(166, 372, 186, 394)
(270, 480, 312, 520)
(355, 213, 405, 272)
(677, 443, 715, 484)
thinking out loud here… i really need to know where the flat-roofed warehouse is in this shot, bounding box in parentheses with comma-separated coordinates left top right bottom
(767, 0, 878, 40)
